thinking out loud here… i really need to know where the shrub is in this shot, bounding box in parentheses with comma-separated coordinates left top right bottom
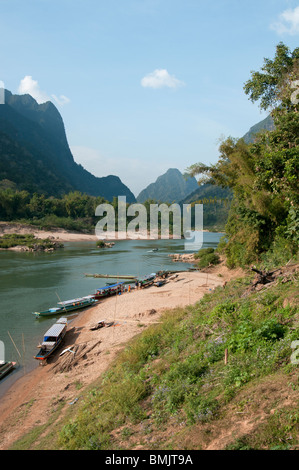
(194, 248, 221, 268)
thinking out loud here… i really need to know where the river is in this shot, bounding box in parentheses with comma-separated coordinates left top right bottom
(0, 233, 223, 396)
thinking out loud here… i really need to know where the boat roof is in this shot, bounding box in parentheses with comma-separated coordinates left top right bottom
(58, 295, 94, 306)
(97, 282, 124, 291)
(43, 321, 67, 339)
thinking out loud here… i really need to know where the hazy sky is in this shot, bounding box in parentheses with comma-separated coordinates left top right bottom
(1, 0, 298, 196)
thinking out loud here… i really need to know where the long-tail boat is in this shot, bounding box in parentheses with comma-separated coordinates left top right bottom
(92, 282, 125, 299)
(0, 361, 17, 380)
(33, 295, 97, 318)
(135, 273, 156, 288)
(34, 317, 68, 361)
(85, 273, 136, 280)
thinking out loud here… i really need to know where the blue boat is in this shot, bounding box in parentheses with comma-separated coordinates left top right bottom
(93, 282, 125, 299)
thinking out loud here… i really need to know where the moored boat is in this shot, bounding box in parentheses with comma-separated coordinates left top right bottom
(93, 282, 125, 299)
(34, 317, 68, 361)
(135, 273, 156, 288)
(33, 295, 97, 318)
(0, 361, 17, 380)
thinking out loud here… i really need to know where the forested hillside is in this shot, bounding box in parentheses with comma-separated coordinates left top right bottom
(0, 90, 136, 202)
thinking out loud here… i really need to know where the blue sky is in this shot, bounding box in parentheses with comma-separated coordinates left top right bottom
(0, 0, 298, 196)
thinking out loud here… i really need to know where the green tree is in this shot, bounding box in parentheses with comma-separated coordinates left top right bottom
(187, 43, 299, 266)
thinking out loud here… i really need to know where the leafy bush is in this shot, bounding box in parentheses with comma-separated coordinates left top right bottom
(0, 233, 62, 250)
(194, 247, 221, 268)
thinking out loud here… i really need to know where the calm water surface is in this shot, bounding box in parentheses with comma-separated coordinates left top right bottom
(0, 233, 223, 396)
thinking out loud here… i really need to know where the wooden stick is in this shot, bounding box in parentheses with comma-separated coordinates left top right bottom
(22, 333, 26, 374)
(224, 348, 228, 365)
(7, 331, 21, 358)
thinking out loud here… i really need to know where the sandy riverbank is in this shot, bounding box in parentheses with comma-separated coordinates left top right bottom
(0, 260, 245, 450)
(0, 222, 224, 243)
(0, 222, 98, 242)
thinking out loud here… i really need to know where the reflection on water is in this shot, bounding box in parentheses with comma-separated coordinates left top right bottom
(0, 234, 223, 395)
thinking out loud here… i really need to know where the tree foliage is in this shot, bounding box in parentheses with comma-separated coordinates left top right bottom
(187, 43, 299, 267)
(0, 189, 108, 232)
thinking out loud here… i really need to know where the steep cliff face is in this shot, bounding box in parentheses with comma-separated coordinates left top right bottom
(0, 89, 136, 202)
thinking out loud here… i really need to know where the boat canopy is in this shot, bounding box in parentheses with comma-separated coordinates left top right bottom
(58, 296, 94, 306)
(43, 320, 67, 340)
(97, 282, 124, 291)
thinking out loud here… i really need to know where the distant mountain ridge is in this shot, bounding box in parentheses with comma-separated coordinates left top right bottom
(176, 114, 275, 230)
(137, 168, 198, 203)
(0, 89, 136, 202)
(243, 114, 274, 144)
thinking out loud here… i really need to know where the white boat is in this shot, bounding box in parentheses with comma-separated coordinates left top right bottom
(34, 317, 68, 362)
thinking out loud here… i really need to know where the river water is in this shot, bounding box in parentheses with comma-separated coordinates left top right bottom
(0, 233, 223, 396)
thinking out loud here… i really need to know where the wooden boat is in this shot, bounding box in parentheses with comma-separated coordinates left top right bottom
(0, 361, 17, 380)
(135, 273, 156, 288)
(33, 295, 97, 318)
(89, 320, 105, 331)
(85, 273, 136, 280)
(154, 279, 167, 287)
(92, 282, 125, 299)
(34, 317, 68, 361)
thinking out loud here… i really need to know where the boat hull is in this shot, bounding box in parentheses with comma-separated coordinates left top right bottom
(33, 299, 96, 318)
(0, 361, 17, 380)
(34, 335, 64, 361)
(135, 273, 156, 288)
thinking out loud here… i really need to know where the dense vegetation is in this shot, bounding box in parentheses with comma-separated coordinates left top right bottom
(180, 183, 233, 232)
(193, 247, 221, 268)
(0, 187, 228, 234)
(0, 188, 108, 232)
(187, 43, 299, 268)
(0, 233, 63, 250)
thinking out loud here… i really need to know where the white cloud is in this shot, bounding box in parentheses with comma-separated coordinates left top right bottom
(141, 69, 185, 89)
(51, 94, 71, 106)
(18, 75, 70, 106)
(270, 6, 299, 35)
(18, 75, 50, 103)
